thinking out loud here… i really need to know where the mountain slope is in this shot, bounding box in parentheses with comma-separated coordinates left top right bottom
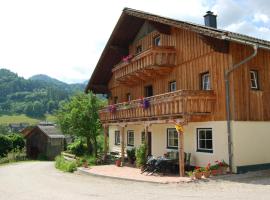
(0, 68, 86, 117)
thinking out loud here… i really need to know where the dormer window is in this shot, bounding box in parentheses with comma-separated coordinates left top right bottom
(136, 45, 142, 54)
(153, 35, 161, 46)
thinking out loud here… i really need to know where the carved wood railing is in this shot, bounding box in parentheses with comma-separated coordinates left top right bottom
(112, 46, 176, 81)
(99, 90, 216, 123)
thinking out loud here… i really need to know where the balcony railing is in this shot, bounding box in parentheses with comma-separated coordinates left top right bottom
(112, 46, 176, 84)
(99, 90, 216, 123)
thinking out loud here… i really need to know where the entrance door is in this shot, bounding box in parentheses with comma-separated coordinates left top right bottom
(147, 132, 152, 156)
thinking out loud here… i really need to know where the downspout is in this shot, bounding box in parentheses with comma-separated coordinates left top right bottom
(223, 36, 258, 173)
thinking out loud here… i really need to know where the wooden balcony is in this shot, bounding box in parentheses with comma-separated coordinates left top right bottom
(112, 46, 176, 85)
(99, 90, 216, 123)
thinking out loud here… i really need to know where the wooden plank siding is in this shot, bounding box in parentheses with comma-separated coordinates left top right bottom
(230, 43, 270, 121)
(107, 26, 270, 122)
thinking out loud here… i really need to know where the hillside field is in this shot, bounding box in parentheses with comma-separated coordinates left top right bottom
(0, 114, 57, 125)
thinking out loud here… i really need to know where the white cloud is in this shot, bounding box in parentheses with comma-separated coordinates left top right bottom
(253, 13, 269, 23)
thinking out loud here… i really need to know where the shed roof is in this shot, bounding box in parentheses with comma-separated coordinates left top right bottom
(24, 125, 65, 139)
(85, 8, 270, 94)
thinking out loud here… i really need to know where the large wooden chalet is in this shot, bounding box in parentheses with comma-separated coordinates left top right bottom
(86, 8, 270, 174)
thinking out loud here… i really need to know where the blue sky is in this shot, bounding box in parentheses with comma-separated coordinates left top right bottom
(0, 0, 269, 83)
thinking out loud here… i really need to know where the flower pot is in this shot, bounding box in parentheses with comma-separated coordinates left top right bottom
(211, 169, 222, 176)
(83, 162, 88, 168)
(115, 159, 121, 167)
(194, 172, 202, 179)
(221, 166, 228, 175)
(203, 171, 211, 178)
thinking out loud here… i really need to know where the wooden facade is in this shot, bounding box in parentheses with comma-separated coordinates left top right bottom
(87, 8, 270, 123)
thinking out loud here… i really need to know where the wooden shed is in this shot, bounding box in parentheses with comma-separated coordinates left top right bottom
(24, 125, 65, 160)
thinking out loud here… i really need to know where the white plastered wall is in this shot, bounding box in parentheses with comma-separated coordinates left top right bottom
(108, 121, 229, 167)
(231, 121, 270, 172)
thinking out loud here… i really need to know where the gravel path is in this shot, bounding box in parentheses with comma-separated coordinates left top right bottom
(1, 161, 270, 200)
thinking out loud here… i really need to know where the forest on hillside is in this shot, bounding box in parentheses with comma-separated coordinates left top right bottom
(0, 69, 86, 118)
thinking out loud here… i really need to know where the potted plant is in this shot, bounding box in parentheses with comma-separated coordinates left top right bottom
(115, 158, 121, 167)
(139, 97, 150, 109)
(108, 105, 117, 113)
(203, 163, 211, 178)
(219, 160, 229, 174)
(135, 144, 147, 171)
(122, 54, 133, 63)
(193, 166, 203, 179)
(210, 163, 222, 176)
(126, 148, 136, 164)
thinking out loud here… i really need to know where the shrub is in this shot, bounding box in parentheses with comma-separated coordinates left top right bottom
(127, 148, 136, 164)
(135, 144, 147, 168)
(0, 135, 12, 157)
(77, 155, 96, 167)
(67, 139, 87, 156)
(55, 155, 77, 172)
(8, 134, 25, 150)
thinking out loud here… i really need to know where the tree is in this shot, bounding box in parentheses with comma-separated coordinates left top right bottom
(0, 125, 9, 135)
(0, 135, 12, 157)
(57, 92, 102, 157)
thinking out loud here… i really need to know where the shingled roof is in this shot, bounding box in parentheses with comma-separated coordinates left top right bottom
(85, 8, 270, 94)
(24, 125, 65, 139)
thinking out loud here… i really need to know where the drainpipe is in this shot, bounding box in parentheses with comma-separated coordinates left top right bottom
(222, 35, 258, 173)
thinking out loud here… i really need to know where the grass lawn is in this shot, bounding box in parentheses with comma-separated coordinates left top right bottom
(0, 114, 57, 125)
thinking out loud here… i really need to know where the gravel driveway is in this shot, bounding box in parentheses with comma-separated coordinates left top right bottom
(1, 161, 270, 200)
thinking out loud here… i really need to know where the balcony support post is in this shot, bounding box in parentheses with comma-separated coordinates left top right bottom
(144, 124, 150, 156)
(103, 124, 109, 161)
(120, 125, 125, 165)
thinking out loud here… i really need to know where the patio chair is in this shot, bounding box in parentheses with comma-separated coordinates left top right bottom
(141, 156, 157, 174)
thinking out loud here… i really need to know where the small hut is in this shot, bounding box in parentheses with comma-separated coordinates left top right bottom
(23, 125, 65, 160)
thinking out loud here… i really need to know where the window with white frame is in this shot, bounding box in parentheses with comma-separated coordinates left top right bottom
(167, 128, 178, 149)
(250, 70, 259, 90)
(169, 81, 177, 92)
(114, 131, 120, 145)
(153, 35, 161, 46)
(201, 72, 211, 90)
(197, 128, 213, 153)
(127, 131, 134, 146)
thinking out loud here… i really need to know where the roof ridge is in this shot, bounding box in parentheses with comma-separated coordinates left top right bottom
(123, 7, 270, 46)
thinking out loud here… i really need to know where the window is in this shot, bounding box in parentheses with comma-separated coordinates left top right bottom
(141, 132, 145, 144)
(201, 72, 211, 90)
(126, 93, 131, 101)
(113, 96, 118, 104)
(114, 131, 120, 145)
(127, 131, 134, 146)
(167, 128, 178, 149)
(250, 70, 259, 90)
(153, 35, 161, 46)
(145, 85, 153, 97)
(136, 45, 142, 54)
(197, 128, 213, 153)
(169, 81, 177, 92)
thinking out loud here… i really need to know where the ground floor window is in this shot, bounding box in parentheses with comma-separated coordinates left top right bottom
(114, 131, 120, 145)
(127, 130, 134, 146)
(167, 128, 178, 149)
(197, 128, 213, 153)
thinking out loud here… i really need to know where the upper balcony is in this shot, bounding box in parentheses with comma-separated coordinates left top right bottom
(112, 46, 176, 85)
(99, 90, 216, 123)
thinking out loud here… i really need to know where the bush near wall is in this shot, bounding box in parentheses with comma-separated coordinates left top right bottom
(0, 134, 25, 158)
(55, 155, 77, 172)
